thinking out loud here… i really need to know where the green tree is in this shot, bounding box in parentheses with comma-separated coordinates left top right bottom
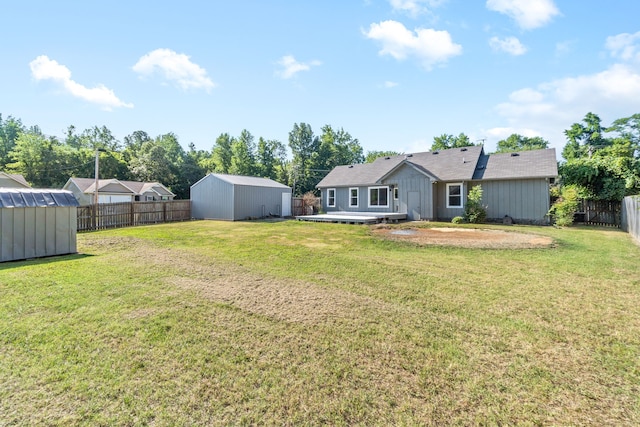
(562, 112, 610, 160)
(256, 137, 286, 181)
(495, 134, 549, 153)
(211, 133, 233, 173)
(0, 114, 25, 169)
(229, 129, 257, 176)
(431, 133, 473, 151)
(289, 123, 320, 195)
(365, 150, 402, 163)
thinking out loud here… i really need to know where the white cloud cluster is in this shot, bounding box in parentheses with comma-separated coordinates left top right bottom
(490, 62, 640, 151)
(486, 0, 560, 30)
(389, 0, 446, 17)
(363, 20, 462, 70)
(276, 55, 322, 79)
(606, 31, 640, 62)
(133, 48, 215, 92)
(489, 36, 527, 55)
(29, 55, 133, 110)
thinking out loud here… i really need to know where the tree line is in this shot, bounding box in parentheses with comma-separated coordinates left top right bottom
(1, 112, 638, 201)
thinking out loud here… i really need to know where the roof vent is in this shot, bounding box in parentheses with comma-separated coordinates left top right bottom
(384, 156, 391, 160)
(510, 152, 520, 157)
(433, 151, 439, 155)
(406, 154, 413, 157)
(348, 165, 354, 168)
(460, 148, 468, 152)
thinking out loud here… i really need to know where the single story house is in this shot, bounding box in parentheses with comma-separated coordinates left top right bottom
(0, 172, 30, 188)
(63, 177, 175, 205)
(191, 173, 292, 220)
(316, 146, 558, 224)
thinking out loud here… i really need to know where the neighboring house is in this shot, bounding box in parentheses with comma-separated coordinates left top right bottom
(316, 146, 558, 224)
(63, 177, 175, 205)
(191, 173, 292, 220)
(0, 172, 31, 188)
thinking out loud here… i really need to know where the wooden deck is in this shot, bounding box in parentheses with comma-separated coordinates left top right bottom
(295, 212, 407, 224)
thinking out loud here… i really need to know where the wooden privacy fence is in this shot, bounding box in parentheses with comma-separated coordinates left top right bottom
(78, 200, 191, 231)
(574, 199, 621, 227)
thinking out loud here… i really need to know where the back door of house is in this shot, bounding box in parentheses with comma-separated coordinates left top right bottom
(408, 191, 421, 220)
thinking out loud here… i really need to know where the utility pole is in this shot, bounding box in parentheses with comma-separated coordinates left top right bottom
(93, 148, 106, 229)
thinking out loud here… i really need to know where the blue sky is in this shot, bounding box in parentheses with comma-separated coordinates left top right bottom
(2, 0, 640, 159)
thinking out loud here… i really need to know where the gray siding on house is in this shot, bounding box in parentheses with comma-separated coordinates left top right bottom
(382, 163, 434, 220)
(191, 175, 234, 220)
(323, 186, 393, 214)
(435, 182, 467, 220)
(479, 179, 550, 224)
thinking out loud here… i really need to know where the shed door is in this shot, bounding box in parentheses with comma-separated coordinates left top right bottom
(408, 191, 421, 221)
(281, 192, 292, 217)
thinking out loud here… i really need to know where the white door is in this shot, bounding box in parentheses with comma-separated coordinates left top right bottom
(281, 192, 292, 217)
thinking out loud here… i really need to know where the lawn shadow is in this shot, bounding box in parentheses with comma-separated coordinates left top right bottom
(0, 253, 94, 270)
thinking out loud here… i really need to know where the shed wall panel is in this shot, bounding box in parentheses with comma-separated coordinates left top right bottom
(233, 186, 290, 220)
(191, 175, 234, 220)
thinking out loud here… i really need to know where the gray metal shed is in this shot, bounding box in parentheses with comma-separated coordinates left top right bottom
(190, 174, 292, 220)
(0, 189, 79, 262)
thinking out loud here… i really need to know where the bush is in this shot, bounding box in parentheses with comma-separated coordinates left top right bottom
(464, 185, 487, 224)
(451, 216, 464, 224)
(548, 185, 580, 226)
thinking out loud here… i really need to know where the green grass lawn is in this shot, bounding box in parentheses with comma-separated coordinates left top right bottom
(1, 220, 639, 426)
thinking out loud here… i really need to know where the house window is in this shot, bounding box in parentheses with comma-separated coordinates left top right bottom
(327, 188, 336, 207)
(146, 195, 155, 201)
(368, 186, 389, 208)
(446, 183, 463, 208)
(349, 188, 359, 208)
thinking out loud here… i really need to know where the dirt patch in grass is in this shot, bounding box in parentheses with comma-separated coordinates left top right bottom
(372, 226, 554, 249)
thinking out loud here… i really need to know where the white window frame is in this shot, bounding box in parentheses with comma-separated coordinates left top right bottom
(327, 188, 336, 207)
(393, 187, 399, 200)
(446, 183, 463, 208)
(349, 187, 359, 208)
(368, 186, 389, 208)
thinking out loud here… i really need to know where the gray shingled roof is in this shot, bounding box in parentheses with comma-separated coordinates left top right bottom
(317, 146, 557, 188)
(473, 149, 558, 180)
(209, 173, 291, 189)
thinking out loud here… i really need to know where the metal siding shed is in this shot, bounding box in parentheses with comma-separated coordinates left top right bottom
(190, 174, 292, 221)
(0, 189, 78, 262)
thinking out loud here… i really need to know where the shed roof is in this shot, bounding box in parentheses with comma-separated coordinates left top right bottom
(66, 177, 175, 196)
(0, 189, 79, 208)
(202, 173, 291, 189)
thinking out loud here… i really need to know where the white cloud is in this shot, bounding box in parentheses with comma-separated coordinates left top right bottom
(389, 0, 446, 17)
(491, 63, 640, 154)
(489, 36, 527, 55)
(555, 40, 574, 57)
(606, 31, 640, 62)
(384, 81, 399, 88)
(133, 48, 215, 92)
(29, 55, 133, 110)
(486, 0, 560, 30)
(363, 20, 462, 70)
(276, 55, 322, 79)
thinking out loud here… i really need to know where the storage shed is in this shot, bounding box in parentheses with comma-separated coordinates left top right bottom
(191, 174, 292, 220)
(0, 189, 79, 262)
